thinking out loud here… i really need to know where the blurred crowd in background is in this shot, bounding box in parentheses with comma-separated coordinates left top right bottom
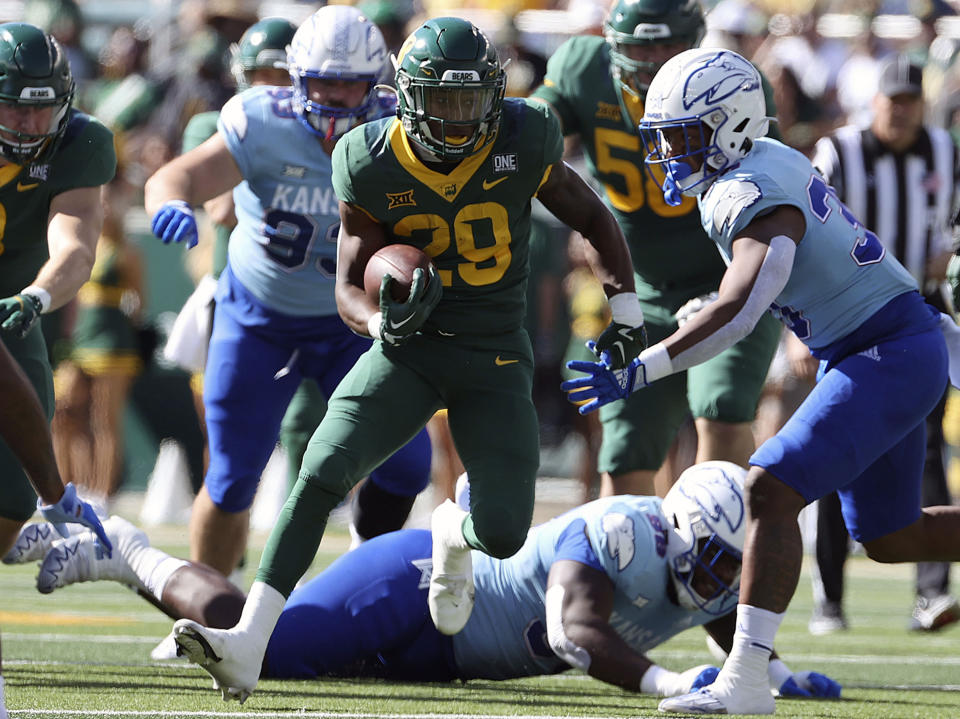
(8, 0, 960, 517)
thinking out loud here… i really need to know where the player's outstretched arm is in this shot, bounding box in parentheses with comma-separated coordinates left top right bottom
(537, 162, 646, 368)
(536, 161, 634, 300)
(144, 134, 243, 249)
(545, 560, 717, 696)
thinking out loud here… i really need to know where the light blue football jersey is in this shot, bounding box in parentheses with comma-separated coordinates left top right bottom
(218, 86, 395, 316)
(699, 138, 917, 350)
(452, 495, 724, 680)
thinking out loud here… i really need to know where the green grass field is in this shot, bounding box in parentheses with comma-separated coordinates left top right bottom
(2, 511, 959, 718)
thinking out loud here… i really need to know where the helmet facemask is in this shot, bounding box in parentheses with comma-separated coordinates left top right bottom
(640, 109, 730, 204)
(396, 71, 505, 162)
(666, 512, 743, 616)
(660, 461, 747, 616)
(0, 87, 72, 164)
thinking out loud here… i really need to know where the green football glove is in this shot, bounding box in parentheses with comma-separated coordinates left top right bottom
(947, 253, 960, 312)
(0, 292, 43, 338)
(377, 265, 442, 345)
(592, 320, 648, 369)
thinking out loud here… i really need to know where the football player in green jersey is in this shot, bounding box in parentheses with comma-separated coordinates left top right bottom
(168, 17, 645, 704)
(0, 23, 116, 554)
(531, 0, 781, 498)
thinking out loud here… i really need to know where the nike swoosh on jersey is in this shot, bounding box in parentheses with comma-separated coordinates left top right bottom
(482, 177, 508, 190)
(17, 181, 39, 191)
(495, 355, 519, 366)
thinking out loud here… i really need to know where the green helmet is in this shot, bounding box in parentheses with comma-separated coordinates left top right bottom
(229, 17, 297, 90)
(0, 22, 74, 165)
(395, 17, 505, 162)
(605, 0, 706, 101)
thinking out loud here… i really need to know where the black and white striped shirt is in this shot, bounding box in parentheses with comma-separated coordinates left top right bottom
(812, 124, 960, 304)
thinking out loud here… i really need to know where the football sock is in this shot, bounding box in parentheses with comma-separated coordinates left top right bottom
(0, 674, 6, 719)
(236, 581, 286, 650)
(144, 557, 190, 601)
(723, 604, 784, 684)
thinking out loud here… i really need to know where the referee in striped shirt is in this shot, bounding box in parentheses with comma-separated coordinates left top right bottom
(809, 54, 960, 634)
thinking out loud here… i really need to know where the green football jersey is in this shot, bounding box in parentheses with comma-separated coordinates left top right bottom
(182, 110, 230, 279)
(333, 98, 563, 337)
(531, 36, 777, 298)
(0, 110, 115, 297)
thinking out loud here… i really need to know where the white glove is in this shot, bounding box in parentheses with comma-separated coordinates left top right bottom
(675, 291, 718, 326)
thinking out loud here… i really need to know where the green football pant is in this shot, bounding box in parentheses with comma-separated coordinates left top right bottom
(256, 330, 540, 597)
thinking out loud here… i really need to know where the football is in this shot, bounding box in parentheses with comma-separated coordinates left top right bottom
(363, 244, 434, 303)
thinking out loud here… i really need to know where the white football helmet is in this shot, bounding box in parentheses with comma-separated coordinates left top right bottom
(287, 5, 388, 140)
(660, 460, 747, 616)
(638, 48, 770, 202)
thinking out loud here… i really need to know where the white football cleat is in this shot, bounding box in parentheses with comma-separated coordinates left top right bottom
(173, 620, 260, 703)
(658, 676, 775, 715)
(36, 516, 146, 594)
(3, 522, 61, 564)
(428, 499, 474, 635)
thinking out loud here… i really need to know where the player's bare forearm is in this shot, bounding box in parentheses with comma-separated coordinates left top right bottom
(0, 339, 64, 505)
(39, 186, 102, 310)
(335, 201, 388, 336)
(537, 162, 635, 297)
(548, 560, 652, 691)
(574, 619, 655, 691)
(144, 134, 242, 215)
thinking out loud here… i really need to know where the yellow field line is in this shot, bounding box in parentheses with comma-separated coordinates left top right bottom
(0, 610, 136, 626)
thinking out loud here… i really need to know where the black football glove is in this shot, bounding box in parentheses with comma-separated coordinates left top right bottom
(0, 292, 43, 338)
(592, 320, 648, 369)
(377, 264, 442, 345)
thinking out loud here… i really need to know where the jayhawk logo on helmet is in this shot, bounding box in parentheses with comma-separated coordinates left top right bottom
(683, 53, 760, 112)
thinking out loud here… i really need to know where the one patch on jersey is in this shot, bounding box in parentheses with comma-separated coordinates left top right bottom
(219, 95, 248, 142)
(387, 190, 416, 209)
(282, 165, 306, 179)
(27, 163, 49, 181)
(601, 512, 636, 571)
(492, 153, 518, 174)
(711, 179, 763, 235)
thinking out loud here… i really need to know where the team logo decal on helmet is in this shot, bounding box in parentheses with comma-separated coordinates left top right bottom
(683, 53, 760, 111)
